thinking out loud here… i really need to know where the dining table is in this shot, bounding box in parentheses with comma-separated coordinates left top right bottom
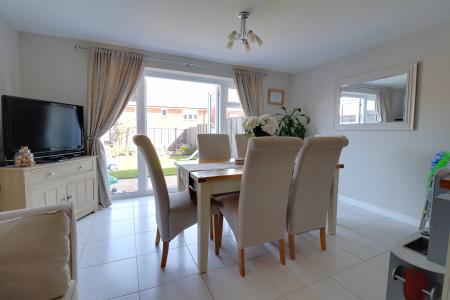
(175, 159, 344, 274)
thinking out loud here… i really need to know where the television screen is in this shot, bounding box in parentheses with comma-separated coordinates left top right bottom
(2, 95, 84, 162)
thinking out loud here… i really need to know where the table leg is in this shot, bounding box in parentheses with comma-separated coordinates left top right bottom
(197, 182, 211, 274)
(177, 167, 186, 192)
(328, 168, 339, 235)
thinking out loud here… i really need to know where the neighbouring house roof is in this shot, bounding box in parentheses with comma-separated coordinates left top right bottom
(129, 98, 208, 109)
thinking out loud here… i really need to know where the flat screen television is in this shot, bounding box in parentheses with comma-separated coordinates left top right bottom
(1, 95, 85, 163)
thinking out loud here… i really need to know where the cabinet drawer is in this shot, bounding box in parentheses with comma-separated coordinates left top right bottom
(27, 159, 93, 185)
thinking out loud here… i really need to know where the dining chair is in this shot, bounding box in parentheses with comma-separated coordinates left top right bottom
(234, 133, 249, 159)
(197, 134, 231, 163)
(214, 137, 303, 276)
(133, 135, 220, 268)
(197, 133, 232, 240)
(286, 136, 349, 260)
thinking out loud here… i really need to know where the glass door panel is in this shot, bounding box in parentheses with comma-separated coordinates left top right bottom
(145, 76, 219, 192)
(102, 99, 138, 195)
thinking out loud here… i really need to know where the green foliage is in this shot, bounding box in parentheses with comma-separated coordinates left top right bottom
(179, 144, 194, 155)
(274, 106, 310, 139)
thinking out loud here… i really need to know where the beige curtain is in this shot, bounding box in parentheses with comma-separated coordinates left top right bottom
(233, 68, 263, 116)
(87, 48, 144, 208)
(377, 89, 394, 122)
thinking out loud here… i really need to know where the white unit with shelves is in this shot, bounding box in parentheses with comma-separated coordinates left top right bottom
(0, 156, 97, 219)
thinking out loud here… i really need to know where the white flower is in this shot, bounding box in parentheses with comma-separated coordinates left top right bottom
(243, 116, 258, 131)
(261, 116, 278, 135)
(259, 114, 271, 122)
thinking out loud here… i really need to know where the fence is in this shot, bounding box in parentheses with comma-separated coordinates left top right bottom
(147, 116, 245, 154)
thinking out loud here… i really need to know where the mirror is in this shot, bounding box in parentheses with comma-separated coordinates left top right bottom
(335, 62, 417, 130)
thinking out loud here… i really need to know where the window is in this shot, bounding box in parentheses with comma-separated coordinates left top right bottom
(340, 92, 379, 124)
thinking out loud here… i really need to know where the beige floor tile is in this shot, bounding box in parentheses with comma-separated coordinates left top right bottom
(286, 278, 360, 300)
(333, 262, 388, 300)
(80, 235, 136, 268)
(78, 258, 139, 300)
(252, 253, 327, 294)
(140, 275, 212, 300)
(203, 261, 282, 300)
(137, 246, 198, 290)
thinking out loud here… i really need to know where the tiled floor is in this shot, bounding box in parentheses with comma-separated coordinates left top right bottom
(77, 197, 417, 300)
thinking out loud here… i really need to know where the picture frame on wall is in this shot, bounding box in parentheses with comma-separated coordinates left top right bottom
(268, 88, 285, 105)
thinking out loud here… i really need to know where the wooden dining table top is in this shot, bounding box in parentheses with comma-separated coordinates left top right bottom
(175, 159, 344, 183)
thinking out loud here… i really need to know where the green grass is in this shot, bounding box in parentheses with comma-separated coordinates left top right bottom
(110, 167, 177, 179)
(169, 155, 196, 161)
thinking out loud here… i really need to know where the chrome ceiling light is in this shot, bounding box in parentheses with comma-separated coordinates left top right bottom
(226, 11, 263, 51)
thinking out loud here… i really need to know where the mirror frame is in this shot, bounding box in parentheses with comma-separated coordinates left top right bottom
(334, 62, 418, 131)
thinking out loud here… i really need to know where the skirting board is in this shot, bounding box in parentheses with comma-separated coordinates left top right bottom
(339, 195, 420, 227)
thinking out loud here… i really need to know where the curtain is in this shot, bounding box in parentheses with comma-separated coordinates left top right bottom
(232, 68, 263, 116)
(87, 48, 144, 208)
(377, 89, 394, 123)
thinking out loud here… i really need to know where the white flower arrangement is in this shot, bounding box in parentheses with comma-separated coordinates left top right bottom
(242, 114, 278, 137)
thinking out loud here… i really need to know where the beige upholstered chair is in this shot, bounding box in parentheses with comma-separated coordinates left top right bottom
(234, 133, 250, 159)
(133, 135, 220, 268)
(287, 136, 349, 260)
(197, 133, 232, 239)
(197, 134, 231, 163)
(0, 203, 79, 300)
(215, 137, 303, 276)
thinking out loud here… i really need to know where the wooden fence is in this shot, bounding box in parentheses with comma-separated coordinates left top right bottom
(147, 116, 245, 154)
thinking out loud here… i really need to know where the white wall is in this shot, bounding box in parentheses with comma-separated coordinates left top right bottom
(0, 16, 20, 96)
(18, 32, 291, 116)
(291, 21, 450, 222)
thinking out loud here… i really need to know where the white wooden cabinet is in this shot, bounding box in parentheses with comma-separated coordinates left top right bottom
(0, 156, 97, 219)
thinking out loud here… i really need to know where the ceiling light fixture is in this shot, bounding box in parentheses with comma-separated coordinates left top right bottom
(226, 11, 263, 51)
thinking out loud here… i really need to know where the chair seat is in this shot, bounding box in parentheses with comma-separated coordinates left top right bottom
(216, 193, 240, 237)
(211, 191, 240, 202)
(170, 191, 221, 215)
(168, 190, 221, 241)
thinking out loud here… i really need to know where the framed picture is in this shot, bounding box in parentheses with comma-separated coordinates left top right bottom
(268, 89, 285, 105)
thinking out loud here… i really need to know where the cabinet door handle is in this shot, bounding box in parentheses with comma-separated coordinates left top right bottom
(78, 166, 83, 170)
(47, 172, 55, 177)
(67, 195, 73, 200)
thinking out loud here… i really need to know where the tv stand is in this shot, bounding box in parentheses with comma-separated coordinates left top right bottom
(0, 156, 98, 219)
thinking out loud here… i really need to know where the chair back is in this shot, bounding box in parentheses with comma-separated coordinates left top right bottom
(0, 204, 77, 299)
(234, 134, 249, 159)
(197, 134, 231, 163)
(287, 136, 349, 234)
(133, 135, 170, 240)
(238, 137, 302, 247)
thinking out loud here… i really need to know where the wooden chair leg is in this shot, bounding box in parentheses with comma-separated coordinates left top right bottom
(320, 227, 327, 251)
(210, 216, 214, 240)
(161, 241, 169, 268)
(214, 214, 220, 255)
(155, 228, 161, 246)
(239, 248, 245, 277)
(279, 239, 286, 265)
(218, 212, 223, 248)
(288, 234, 296, 260)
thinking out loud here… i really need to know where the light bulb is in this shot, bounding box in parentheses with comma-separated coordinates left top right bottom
(247, 30, 256, 43)
(244, 40, 251, 52)
(226, 40, 235, 49)
(255, 34, 263, 46)
(228, 30, 238, 40)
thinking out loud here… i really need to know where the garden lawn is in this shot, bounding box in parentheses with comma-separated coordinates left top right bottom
(110, 167, 177, 179)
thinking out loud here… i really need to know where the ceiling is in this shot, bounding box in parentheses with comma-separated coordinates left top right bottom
(367, 74, 407, 89)
(1, 0, 450, 74)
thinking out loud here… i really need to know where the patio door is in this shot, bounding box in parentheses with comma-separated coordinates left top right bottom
(104, 69, 244, 199)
